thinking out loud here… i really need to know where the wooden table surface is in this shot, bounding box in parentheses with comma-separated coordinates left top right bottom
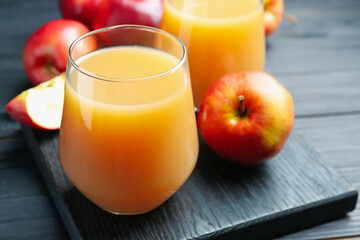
(1, 0, 360, 239)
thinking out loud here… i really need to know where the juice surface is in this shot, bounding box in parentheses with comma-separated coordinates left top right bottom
(59, 46, 198, 214)
(161, 0, 265, 107)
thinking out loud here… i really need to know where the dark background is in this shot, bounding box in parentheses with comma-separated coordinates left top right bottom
(1, 0, 360, 239)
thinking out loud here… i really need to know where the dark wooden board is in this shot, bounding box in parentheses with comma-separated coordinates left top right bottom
(22, 126, 358, 240)
(3, 114, 360, 240)
(278, 115, 360, 239)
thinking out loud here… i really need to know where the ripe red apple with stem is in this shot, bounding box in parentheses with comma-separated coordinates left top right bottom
(22, 19, 98, 85)
(197, 72, 294, 165)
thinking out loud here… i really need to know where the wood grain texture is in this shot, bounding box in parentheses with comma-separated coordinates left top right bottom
(266, 0, 360, 73)
(0, 114, 68, 239)
(1, 0, 360, 239)
(278, 115, 360, 239)
(276, 70, 360, 117)
(0, 142, 68, 239)
(22, 126, 357, 240)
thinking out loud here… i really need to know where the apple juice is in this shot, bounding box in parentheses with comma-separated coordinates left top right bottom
(161, 0, 265, 107)
(59, 46, 199, 214)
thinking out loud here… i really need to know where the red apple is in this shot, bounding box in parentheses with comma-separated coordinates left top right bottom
(197, 72, 294, 165)
(59, 0, 106, 28)
(23, 19, 98, 86)
(264, 0, 284, 36)
(6, 74, 65, 130)
(92, 0, 164, 30)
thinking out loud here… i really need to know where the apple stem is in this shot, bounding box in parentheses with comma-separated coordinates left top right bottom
(284, 12, 298, 24)
(46, 62, 60, 76)
(238, 95, 247, 117)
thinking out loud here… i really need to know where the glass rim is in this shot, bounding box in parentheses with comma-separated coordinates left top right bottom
(68, 24, 187, 83)
(164, 0, 263, 21)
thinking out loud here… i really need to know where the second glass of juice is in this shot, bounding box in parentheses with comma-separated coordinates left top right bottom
(161, 0, 266, 107)
(58, 25, 199, 215)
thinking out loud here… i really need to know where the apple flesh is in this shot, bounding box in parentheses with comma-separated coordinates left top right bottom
(264, 0, 284, 36)
(5, 74, 65, 130)
(23, 19, 97, 86)
(197, 72, 294, 165)
(59, 0, 106, 28)
(92, 0, 164, 30)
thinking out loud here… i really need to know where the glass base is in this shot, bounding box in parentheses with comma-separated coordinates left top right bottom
(101, 207, 157, 216)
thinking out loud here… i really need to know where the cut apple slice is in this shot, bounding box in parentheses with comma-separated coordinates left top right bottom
(6, 73, 65, 130)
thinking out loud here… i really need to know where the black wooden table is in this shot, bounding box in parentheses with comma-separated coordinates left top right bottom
(1, 0, 360, 239)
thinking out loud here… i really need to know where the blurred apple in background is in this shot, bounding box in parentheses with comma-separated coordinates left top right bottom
(91, 0, 164, 30)
(197, 72, 294, 165)
(60, 0, 106, 28)
(264, 0, 297, 37)
(6, 74, 65, 130)
(263, 0, 284, 36)
(22, 19, 98, 85)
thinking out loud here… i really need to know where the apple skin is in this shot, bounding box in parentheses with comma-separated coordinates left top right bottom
(5, 91, 33, 128)
(264, 0, 284, 36)
(23, 19, 98, 86)
(5, 74, 65, 130)
(92, 0, 164, 30)
(197, 72, 294, 165)
(59, 0, 106, 28)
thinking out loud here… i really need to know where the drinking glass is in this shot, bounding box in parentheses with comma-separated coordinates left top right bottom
(58, 25, 199, 215)
(161, 0, 266, 107)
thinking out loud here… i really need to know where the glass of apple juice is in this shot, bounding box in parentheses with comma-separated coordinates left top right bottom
(161, 0, 266, 107)
(58, 25, 199, 215)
